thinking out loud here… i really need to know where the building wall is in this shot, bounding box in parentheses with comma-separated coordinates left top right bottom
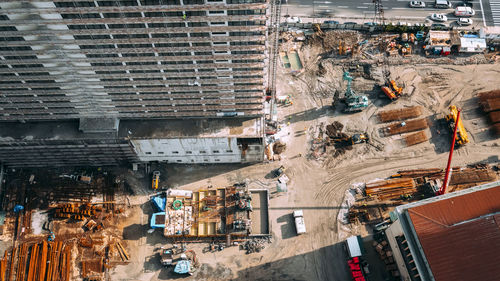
(0, 139, 138, 167)
(0, 0, 268, 121)
(130, 137, 263, 163)
(131, 137, 241, 163)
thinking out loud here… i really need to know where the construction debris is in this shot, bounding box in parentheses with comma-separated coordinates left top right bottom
(382, 118, 429, 136)
(241, 238, 270, 254)
(273, 141, 287, 154)
(378, 106, 422, 123)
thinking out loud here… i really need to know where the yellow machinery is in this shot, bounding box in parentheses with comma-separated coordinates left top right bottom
(312, 23, 324, 36)
(446, 105, 469, 146)
(152, 170, 160, 189)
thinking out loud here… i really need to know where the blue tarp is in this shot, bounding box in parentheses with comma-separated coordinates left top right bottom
(150, 212, 166, 228)
(174, 260, 190, 274)
(151, 196, 166, 212)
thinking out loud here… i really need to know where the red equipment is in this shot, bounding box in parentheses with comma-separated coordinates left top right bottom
(438, 109, 461, 195)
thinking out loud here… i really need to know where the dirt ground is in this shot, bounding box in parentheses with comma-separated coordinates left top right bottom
(107, 40, 500, 280)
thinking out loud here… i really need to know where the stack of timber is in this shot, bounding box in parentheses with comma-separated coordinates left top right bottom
(365, 178, 417, 200)
(478, 90, 500, 135)
(478, 89, 500, 102)
(383, 118, 429, 136)
(481, 98, 500, 112)
(378, 106, 422, 123)
(396, 166, 497, 190)
(404, 131, 429, 146)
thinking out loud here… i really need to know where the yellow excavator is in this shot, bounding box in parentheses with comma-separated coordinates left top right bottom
(152, 170, 160, 189)
(445, 105, 469, 146)
(330, 133, 370, 147)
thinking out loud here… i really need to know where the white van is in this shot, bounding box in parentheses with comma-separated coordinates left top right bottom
(293, 210, 306, 235)
(455, 6, 475, 17)
(435, 0, 451, 8)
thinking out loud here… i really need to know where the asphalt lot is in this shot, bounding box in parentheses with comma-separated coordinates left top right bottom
(282, 0, 497, 27)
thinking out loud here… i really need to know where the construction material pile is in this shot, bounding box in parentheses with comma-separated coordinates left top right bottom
(478, 89, 500, 134)
(404, 131, 429, 146)
(378, 106, 422, 122)
(397, 165, 498, 191)
(325, 121, 355, 157)
(307, 29, 362, 52)
(241, 237, 270, 254)
(365, 178, 417, 200)
(382, 118, 429, 136)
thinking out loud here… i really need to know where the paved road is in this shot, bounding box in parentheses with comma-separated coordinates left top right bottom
(282, 0, 496, 27)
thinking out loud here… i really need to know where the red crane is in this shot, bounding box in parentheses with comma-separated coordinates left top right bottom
(437, 109, 461, 195)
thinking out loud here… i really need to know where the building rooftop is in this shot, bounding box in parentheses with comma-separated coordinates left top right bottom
(405, 184, 500, 281)
(0, 118, 262, 142)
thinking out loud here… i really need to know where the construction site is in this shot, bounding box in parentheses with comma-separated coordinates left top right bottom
(1, 1, 500, 281)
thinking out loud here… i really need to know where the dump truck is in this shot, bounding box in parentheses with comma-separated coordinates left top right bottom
(293, 210, 306, 235)
(381, 79, 404, 101)
(445, 105, 469, 146)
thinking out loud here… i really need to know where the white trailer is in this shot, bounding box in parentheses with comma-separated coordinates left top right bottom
(293, 210, 306, 235)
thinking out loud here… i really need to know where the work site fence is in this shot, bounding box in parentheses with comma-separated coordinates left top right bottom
(280, 22, 433, 33)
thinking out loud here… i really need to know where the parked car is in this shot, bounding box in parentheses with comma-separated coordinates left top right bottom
(344, 22, 357, 25)
(454, 6, 475, 17)
(285, 16, 302, 24)
(434, 0, 452, 8)
(430, 23, 448, 30)
(430, 13, 448, 22)
(409, 1, 426, 8)
(456, 18, 473, 26)
(323, 20, 339, 24)
(364, 22, 378, 26)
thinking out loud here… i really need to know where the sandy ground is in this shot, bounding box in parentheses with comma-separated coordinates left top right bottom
(107, 45, 500, 281)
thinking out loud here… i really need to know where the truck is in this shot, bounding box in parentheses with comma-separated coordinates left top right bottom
(293, 210, 306, 235)
(454, 6, 475, 17)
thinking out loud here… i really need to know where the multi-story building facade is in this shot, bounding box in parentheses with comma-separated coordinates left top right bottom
(0, 0, 271, 167)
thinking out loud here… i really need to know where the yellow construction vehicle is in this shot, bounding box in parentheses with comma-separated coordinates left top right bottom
(312, 23, 324, 36)
(152, 170, 161, 189)
(330, 133, 370, 147)
(445, 105, 469, 146)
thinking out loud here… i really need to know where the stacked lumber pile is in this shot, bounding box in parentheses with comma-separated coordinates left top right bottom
(378, 106, 422, 123)
(383, 118, 429, 136)
(404, 131, 429, 146)
(365, 178, 417, 200)
(478, 90, 500, 134)
(396, 166, 497, 191)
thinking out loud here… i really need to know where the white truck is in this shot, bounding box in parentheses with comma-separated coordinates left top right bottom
(293, 210, 306, 235)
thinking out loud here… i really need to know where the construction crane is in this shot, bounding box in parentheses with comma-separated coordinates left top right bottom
(437, 109, 462, 195)
(445, 105, 469, 146)
(339, 71, 369, 113)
